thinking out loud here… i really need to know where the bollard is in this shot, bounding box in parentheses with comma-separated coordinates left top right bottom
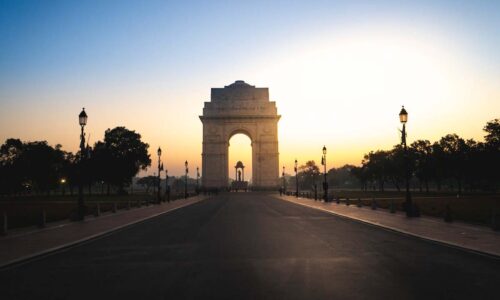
(492, 212, 500, 231)
(371, 198, 377, 210)
(95, 203, 101, 217)
(357, 198, 362, 208)
(112, 202, 117, 213)
(390, 200, 396, 213)
(444, 204, 453, 222)
(336, 197, 340, 204)
(38, 209, 46, 228)
(1, 212, 7, 236)
(346, 198, 350, 206)
(414, 204, 421, 217)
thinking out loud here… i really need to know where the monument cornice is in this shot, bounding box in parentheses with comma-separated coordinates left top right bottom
(199, 115, 281, 121)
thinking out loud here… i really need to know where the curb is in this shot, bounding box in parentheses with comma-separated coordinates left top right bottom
(0, 196, 209, 270)
(275, 195, 500, 260)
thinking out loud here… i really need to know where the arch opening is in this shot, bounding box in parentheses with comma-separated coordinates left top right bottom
(228, 133, 252, 185)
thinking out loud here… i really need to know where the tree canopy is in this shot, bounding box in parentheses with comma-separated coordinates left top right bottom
(0, 126, 151, 195)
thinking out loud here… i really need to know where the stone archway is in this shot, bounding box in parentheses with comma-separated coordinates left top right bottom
(200, 80, 280, 189)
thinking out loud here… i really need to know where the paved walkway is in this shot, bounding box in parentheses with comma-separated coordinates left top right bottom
(0, 195, 208, 268)
(276, 195, 500, 257)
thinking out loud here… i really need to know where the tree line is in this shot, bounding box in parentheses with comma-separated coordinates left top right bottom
(0, 127, 151, 195)
(289, 119, 499, 193)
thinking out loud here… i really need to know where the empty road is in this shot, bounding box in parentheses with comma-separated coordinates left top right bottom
(1, 193, 499, 299)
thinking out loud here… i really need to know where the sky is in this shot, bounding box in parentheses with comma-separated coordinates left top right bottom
(1, 0, 499, 179)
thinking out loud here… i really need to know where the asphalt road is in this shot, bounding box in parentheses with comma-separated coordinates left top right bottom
(1, 193, 499, 299)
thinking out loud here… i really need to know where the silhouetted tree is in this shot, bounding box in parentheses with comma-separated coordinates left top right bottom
(0, 139, 25, 194)
(90, 127, 151, 194)
(327, 164, 360, 188)
(298, 160, 320, 190)
(482, 119, 500, 190)
(350, 165, 369, 190)
(438, 134, 468, 193)
(411, 140, 434, 193)
(137, 176, 157, 193)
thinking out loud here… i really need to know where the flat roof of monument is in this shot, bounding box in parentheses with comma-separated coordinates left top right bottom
(211, 80, 269, 101)
(226, 80, 254, 88)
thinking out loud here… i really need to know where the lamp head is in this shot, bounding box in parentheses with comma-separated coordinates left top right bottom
(79, 108, 88, 126)
(399, 106, 408, 124)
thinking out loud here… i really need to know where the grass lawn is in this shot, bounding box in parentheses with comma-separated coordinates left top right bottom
(294, 189, 500, 227)
(0, 193, 192, 230)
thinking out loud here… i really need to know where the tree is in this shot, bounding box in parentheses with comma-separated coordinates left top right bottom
(298, 160, 320, 190)
(90, 127, 151, 193)
(137, 176, 157, 193)
(361, 150, 391, 191)
(350, 165, 369, 190)
(438, 134, 468, 193)
(482, 119, 500, 190)
(484, 119, 500, 150)
(21, 141, 66, 194)
(385, 145, 408, 192)
(0, 139, 25, 194)
(328, 165, 360, 188)
(411, 140, 434, 193)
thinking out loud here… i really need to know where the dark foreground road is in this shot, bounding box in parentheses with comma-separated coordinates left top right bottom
(1, 193, 499, 299)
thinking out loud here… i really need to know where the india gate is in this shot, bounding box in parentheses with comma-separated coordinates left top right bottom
(200, 80, 280, 189)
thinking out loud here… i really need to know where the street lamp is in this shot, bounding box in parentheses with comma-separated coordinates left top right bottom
(60, 178, 66, 195)
(399, 106, 413, 216)
(294, 159, 298, 198)
(282, 166, 286, 194)
(165, 169, 170, 202)
(322, 146, 328, 202)
(196, 167, 200, 194)
(157, 147, 163, 203)
(77, 108, 87, 221)
(185, 160, 189, 199)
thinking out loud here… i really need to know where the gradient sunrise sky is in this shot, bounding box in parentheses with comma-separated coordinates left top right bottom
(1, 0, 499, 179)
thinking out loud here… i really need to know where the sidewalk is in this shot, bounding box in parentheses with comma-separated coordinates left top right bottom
(0, 195, 208, 268)
(276, 195, 500, 258)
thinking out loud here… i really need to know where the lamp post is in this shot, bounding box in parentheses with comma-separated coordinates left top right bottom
(185, 160, 189, 199)
(157, 147, 163, 204)
(294, 159, 298, 198)
(165, 169, 170, 202)
(60, 178, 66, 195)
(282, 166, 286, 194)
(322, 146, 328, 202)
(77, 108, 88, 221)
(196, 167, 200, 194)
(399, 106, 413, 217)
